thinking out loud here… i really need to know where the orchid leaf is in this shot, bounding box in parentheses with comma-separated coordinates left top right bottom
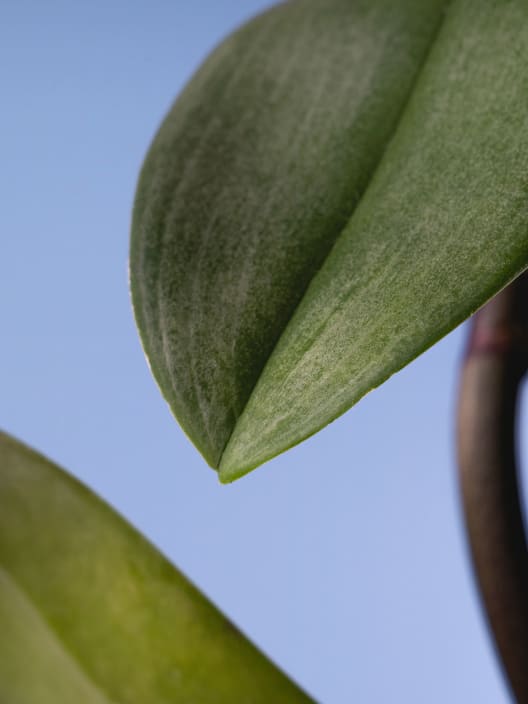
(130, 0, 528, 480)
(0, 431, 313, 703)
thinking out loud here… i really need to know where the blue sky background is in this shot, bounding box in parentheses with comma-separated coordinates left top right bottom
(0, 2, 518, 702)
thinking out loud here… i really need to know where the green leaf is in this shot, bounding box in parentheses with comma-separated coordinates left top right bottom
(130, 0, 528, 481)
(0, 431, 313, 703)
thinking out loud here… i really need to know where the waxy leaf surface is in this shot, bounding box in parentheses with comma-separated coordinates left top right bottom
(131, 0, 528, 480)
(0, 432, 313, 703)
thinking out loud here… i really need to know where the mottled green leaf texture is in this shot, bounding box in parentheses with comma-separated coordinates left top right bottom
(0, 432, 313, 703)
(130, 0, 528, 480)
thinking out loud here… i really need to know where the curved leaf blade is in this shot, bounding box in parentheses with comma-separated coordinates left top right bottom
(0, 432, 313, 703)
(219, 0, 528, 480)
(130, 0, 448, 468)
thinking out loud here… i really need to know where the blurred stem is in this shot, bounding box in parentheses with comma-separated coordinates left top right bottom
(457, 272, 528, 702)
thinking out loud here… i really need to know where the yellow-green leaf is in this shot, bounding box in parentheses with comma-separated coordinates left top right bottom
(0, 431, 313, 703)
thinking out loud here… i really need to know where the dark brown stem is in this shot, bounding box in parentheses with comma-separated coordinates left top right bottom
(457, 273, 528, 703)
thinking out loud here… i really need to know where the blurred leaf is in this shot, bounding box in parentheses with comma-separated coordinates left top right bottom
(0, 431, 313, 703)
(130, 0, 528, 480)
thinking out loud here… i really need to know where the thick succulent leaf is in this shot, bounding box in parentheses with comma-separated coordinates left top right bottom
(131, 0, 448, 467)
(131, 0, 528, 481)
(0, 432, 313, 703)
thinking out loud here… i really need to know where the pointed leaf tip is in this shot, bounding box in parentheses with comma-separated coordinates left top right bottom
(131, 0, 528, 479)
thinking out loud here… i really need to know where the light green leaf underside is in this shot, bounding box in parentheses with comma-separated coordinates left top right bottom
(131, 0, 528, 481)
(220, 0, 528, 479)
(0, 432, 313, 703)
